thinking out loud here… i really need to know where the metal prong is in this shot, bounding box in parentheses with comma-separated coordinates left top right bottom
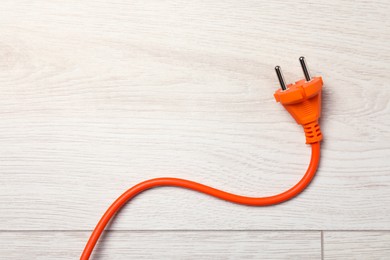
(299, 56, 311, 81)
(275, 66, 287, 90)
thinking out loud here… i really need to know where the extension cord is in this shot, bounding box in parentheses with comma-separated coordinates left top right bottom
(81, 56, 323, 259)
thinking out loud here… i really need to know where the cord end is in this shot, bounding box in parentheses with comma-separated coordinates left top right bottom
(274, 57, 323, 143)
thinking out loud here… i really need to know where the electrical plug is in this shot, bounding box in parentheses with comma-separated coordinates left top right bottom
(274, 57, 323, 144)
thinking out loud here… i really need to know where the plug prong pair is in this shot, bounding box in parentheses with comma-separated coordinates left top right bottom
(275, 56, 311, 90)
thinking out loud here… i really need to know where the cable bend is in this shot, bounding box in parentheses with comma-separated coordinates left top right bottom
(81, 142, 320, 259)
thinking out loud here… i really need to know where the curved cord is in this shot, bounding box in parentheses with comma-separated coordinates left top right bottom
(81, 142, 320, 259)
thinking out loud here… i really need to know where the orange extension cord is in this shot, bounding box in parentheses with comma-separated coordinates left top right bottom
(82, 57, 324, 259)
(81, 142, 320, 259)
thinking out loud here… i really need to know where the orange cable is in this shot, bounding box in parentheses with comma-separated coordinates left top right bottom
(81, 142, 320, 259)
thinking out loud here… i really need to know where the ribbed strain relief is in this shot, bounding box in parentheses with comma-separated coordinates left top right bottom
(303, 121, 322, 144)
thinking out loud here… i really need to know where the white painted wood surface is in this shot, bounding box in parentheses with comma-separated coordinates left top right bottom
(324, 232, 390, 260)
(0, 231, 321, 259)
(0, 0, 389, 258)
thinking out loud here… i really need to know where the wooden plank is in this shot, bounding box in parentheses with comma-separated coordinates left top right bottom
(324, 232, 390, 260)
(0, 0, 389, 231)
(0, 231, 321, 259)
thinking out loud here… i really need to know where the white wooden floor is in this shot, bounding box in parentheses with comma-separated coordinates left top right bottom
(1, 0, 389, 259)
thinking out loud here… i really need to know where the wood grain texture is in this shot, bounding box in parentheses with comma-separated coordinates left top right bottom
(324, 232, 390, 260)
(0, 0, 389, 233)
(0, 231, 321, 259)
